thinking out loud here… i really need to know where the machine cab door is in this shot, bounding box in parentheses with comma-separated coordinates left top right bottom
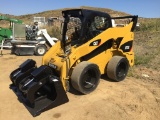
(83, 14, 112, 42)
(61, 9, 112, 53)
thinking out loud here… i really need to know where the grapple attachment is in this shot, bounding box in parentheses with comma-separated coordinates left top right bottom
(10, 59, 69, 117)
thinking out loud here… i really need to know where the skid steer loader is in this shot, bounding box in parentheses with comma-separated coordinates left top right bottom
(10, 9, 138, 116)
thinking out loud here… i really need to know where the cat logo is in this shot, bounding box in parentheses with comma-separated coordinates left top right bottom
(93, 41, 99, 46)
(90, 39, 101, 46)
(125, 46, 130, 50)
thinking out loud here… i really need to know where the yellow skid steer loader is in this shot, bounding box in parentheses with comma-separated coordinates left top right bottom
(10, 9, 138, 116)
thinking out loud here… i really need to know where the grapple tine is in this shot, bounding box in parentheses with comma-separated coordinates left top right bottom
(10, 64, 69, 117)
(10, 59, 36, 86)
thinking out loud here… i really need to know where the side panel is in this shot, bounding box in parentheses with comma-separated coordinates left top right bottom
(88, 50, 113, 74)
(68, 22, 135, 72)
(82, 39, 113, 74)
(118, 32, 134, 66)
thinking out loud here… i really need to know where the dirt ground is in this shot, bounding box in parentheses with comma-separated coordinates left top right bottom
(0, 50, 160, 120)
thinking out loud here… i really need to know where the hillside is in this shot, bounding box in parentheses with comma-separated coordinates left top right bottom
(16, 6, 131, 24)
(1, 6, 159, 29)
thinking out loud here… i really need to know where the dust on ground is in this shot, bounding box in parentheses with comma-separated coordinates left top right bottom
(0, 50, 160, 120)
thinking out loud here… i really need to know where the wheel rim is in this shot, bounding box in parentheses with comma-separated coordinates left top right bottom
(82, 69, 97, 89)
(37, 47, 45, 55)
(116, 62, 127, 79)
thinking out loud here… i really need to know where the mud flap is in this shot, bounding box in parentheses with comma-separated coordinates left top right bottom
(10, 60, 69, 117)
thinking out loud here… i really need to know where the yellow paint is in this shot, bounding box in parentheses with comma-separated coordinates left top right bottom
(42, 21, 135, 91)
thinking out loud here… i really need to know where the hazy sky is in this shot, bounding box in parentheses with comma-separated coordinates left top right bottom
(0, 0, 160, 18)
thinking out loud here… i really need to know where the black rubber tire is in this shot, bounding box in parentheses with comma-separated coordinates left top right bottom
(34, 45, 47, 56)
(71, 61, 100, 94)
(107, 56, 129, 82)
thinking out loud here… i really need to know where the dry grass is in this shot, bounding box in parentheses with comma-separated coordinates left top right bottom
(134, 31, 160, 69)
(128, 30, 160, 78)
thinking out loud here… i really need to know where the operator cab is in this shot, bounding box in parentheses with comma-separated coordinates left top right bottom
(61, 9, 112, 53)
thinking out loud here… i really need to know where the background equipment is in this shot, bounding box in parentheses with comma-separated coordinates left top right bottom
(11, 23, 58, 56)
(0, 15, 22, 48)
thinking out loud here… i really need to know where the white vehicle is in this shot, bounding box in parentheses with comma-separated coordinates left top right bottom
(11, 24, 58, 56)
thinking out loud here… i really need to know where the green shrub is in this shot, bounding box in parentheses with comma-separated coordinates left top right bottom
(134, 54, 154, 66)
(52, 26, 61, 40)
(137, 19, 160, 32)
